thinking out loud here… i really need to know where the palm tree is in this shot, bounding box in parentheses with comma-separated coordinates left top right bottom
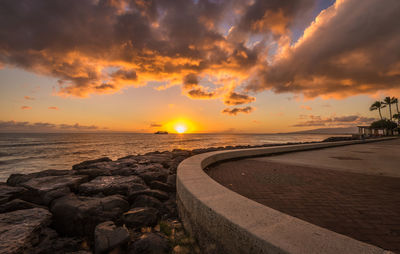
(392, 97, 399, 115)
(383, 96, 393, 120)
(369, 101, 385, 120)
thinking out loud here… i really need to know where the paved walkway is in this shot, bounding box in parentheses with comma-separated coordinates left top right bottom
(207, 139, 400, 253)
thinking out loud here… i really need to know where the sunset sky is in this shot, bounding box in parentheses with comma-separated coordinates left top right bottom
(1, 0, 399, 133)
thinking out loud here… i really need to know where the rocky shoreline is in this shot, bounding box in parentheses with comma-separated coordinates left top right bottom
(0, 142, 314, 254)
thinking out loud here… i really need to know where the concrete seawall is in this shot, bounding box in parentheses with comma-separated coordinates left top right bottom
(177, 138, 397, 254)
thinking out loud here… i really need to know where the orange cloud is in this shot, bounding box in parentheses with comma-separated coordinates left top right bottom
(48, 106, 59, 110)
(24, 96, 35, 100)
(21, 106, 31, 110)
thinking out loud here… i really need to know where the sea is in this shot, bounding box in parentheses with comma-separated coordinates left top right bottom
(0, 133, 346, 181)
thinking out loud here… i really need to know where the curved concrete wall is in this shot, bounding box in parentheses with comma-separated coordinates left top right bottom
(177, 138, 395, 254)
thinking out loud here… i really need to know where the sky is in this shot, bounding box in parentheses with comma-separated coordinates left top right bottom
(0, 0, 399, 133)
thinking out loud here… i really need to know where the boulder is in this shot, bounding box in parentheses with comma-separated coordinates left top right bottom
(21, 175, 88, 205)
(79, 175, 145, 196)
(0, 199, 42, 214)
(166, 174, 177, 188)
(31, 227, 85, 254)
(0, 208, 51, 254)
(94, 221, 129, 254)
(128, 233, 169, 254)
(128, 189, 169, 203)
(122, 207, 159, 228)
(131, 195, 167, 214)
(7, 170, 72, 186)
(149, 181, 175, 193)
(73, 168, 112, 179)
(72, 157, 112, 170)
(51, 193, 129, 237)
(0, 183, 27, 205)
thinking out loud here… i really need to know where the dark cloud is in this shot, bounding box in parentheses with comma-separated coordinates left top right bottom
(224, 91, 255, 105)
(183, 73, 199, 89)
(222, 106, 254, 116)
(0, 120, 100, 132)
(187, 88, 216, 99)
(0, 0, 316, 103)
(293, 115, 376, 127)
(3, 0, 397, 105)
(247, 0, 400, 98)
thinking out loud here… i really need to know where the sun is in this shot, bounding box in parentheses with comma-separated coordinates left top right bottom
(175, 124, 187, 134)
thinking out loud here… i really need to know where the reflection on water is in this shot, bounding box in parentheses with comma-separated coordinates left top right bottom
(0, 133, 345, 181)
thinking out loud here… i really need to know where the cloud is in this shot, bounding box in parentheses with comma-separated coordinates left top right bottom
(300, 105, 312, 110)
(0, 120, 101, 132)
(24, 96, 34, 100)
(0, 0, 316, 106)
(187, 87, 216, 99)
(293, 114, 376, 127)
(150, 123, 162, 127)
(21, 106, 31, 110)
(247, 0, 400, 98)
(224, 91, 255, 105)
(222, 106, 254, 116)
(3, 0, 398, 107)
(48, 106, 59, 110)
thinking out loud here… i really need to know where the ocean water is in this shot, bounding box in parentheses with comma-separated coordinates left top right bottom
(0, 133, 345, 181)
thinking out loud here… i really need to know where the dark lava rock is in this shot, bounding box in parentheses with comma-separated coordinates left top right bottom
(128, 189, 169, 203)
(79, 175, 145, 196)
(29, 227, 85, 254)
(166, 174, 177, 188)
(129, 233, 169, 254)
(0, 208, 51, 254)
(51, 193, 129, 237)
(72, 157, 112, 170)
(21, 175, 88, 205)
(122, 207, 159, 228)
(7, 170, 72, 186)
(0, 199, 42, 214)
(148, 181, 174, 193)
(74, 168, 112, 179)
(94, 221, 129, 254)
(0, 183, 27, 205)
(131, 195, 166, 214)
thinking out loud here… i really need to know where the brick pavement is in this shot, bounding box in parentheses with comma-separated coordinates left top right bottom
(207, 159, 400, 252)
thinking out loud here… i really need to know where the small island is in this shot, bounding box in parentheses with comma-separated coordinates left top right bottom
(154, 131, 168, 134)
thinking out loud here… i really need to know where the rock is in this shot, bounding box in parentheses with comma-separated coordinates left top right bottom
(21, 175, 88, 205)
(0, 208, 51, 254)
(135, 154, 173, 169)
(0, 199, 42, 214)
(51, 193, 129, 237)
(129, 233, 169, 254)
(166, 174, 177, 188)
(32, 229, 85, 254)
(72, 157, 112, 170)
(149, 181, 175, 193)
(173, 245, 191, 254)
(0, 183, 27, 205)
(122, 207, 159, 228)
(79, 175, 145, 196)
(131, 195, 167, 214)
(94, 221, 129, 254)
(7, 170, 72, 186)
(163, 198, 178, 219)
(128, 189, 169, 203)
(74, 168, 112, 179)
